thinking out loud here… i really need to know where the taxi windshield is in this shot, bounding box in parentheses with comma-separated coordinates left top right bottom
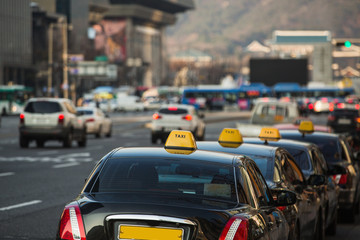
(91, 157, 240, 203)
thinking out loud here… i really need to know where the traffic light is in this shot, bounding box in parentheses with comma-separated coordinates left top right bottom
(335, 40, 352, 48)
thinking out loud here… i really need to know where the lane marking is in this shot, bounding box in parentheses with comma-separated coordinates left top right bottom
(53, 162, 80, 168)
(37, 150, 59, 155)
(0, 200, 42, 211)
(0, 172, 14, 177)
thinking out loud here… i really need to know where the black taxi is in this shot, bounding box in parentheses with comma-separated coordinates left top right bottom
(56, 130, 296, 240)
(280, 121, 360, 222)
(244, 129, 340, 236)
(197, 128, 325, 240)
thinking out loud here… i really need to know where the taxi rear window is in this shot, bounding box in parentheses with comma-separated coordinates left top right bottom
(244, 155, 274, 182)
(24, 101, 62, 113)
(77, 110, 93, 115)
(159, 108, 188, 115)
(91, 157, 240, 203)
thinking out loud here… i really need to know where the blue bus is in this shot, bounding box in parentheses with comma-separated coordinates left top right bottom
(181, 83, 272, 110)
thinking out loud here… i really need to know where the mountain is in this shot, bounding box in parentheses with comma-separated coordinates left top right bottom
(165, 0, 360, 57)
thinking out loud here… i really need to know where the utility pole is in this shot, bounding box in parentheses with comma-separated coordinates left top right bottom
(62, 22, 69, 99)
(47, 24, 53, 97)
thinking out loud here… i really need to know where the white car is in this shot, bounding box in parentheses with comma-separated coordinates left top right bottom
(250, 100, 299, 125)
(151, 104, 205, 143)
(116, 95, 144, 112)
(19, 98, 87, 148)
(77, 107, 112, 138)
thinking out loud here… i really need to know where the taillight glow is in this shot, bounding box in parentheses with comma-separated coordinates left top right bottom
(356, 104, 360, 110)
(219, 216, 248, 240)
(20, 113, 25, 124)
(329, 103, 334, 112)
(59, 204, 86, 240)
(276, 206, 286, 211)
(337, 103, 345, 109)
(182, 114, 192, 121)
(168, 107, 178, 111)
(58, 114, 65, 124)
(332, 174, 349, 185)
(85, 118, 95, 123)
(152, 113, 162, 120)
(328, 115, 335, 121)
(356, 117, 360, 123)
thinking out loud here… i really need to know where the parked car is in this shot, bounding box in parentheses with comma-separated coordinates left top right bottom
(197, 128, 327, 240)
(56, 130, 296, 240)
(19, 98, 87, 148)
(280, 121, 360, 222)
(327, 108, 360, 135)
(76, 106, 112, 138)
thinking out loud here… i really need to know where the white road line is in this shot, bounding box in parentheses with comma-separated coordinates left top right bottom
(53, 162, 80, 168)
(0, 200, 42, 211)
(0, 172, 14, 177)
(37, 150, 59, 155)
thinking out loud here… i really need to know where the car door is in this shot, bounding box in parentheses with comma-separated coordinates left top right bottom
(247, 162, 288, 240)
(282, 151, 318, 236)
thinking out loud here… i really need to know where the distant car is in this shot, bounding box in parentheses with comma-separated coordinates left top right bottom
(280, 121, 360, 222)
(76, 107, 112, 138)
(19, 98, 87, 148)
(327, 108, 360, 135)
(56, 130, 296, 240)
(151, 104, 205, 143)
(250, 100, 299, 125)
(116, 95, 144, 112)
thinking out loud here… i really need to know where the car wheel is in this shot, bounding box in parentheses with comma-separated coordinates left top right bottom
(326, 209, 337, 236)
(289, 221, 300, 240)
(36, 140, 45, 148)
(77, 130, 87, 147)
(63, 131, 73, 148)
(314, 211, 325, 240)
(105, 126, 112, 138)
(95, 125, 102, 138)
(19, 135, 29, 148)
(151, 134, 157, 144)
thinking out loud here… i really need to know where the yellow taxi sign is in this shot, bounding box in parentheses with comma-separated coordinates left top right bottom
(259, 128, 281, 142)
(298, 120, 314, 134)
(165, 130, 197, 155)
(218, 128, 243, 148)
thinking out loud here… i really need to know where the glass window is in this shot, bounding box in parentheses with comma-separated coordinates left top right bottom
(91, 157, 240, 203)
(286, 148, 310, 171)
(159, 108, 188, 115)
(244, 154, 274, 181)
(247, 162, 272, 207)
(24, 101, 62, 113)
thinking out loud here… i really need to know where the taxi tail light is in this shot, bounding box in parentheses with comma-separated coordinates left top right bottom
(58, 204, 86, 240)
(308, 103, 314, 110)
(182, 114, 193, 121)
(329, 103, 334, 112)
(20, 113, 25, 124)
(276, 206, 286, 211)
(58, 114, 65, 125)
(328, 115, 335, 122)
(219, 216, 248, 240)
(152, 113, 162, 120)
(333, 172, 350, 186)
(355, 104, 360, 110)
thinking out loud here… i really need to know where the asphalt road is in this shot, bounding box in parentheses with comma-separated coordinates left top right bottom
(0, 111, 359, 239)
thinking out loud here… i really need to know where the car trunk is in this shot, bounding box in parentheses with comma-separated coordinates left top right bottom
(79, 194, 241, 240)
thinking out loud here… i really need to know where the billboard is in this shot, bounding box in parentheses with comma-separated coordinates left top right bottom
(94, 19, 126, 63)
(250, 58, 308, 86)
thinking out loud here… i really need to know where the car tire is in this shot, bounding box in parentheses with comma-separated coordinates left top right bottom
(96, 125, 102, 138)
(314, 210, 325, 240)
(36, 140, 45, 148)
(78, 130, 87, 147)
(19, 135, 29, 148)
(63, 131, 73, 148)
(105, 125, 112, 138)
(326, 209, 337, 236)
(151, 134, 157, 144)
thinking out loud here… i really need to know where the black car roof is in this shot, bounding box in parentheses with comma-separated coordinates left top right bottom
(279, 130, 340, 140)
(196, 141, 278, 159)
(109, 147, 247, 166)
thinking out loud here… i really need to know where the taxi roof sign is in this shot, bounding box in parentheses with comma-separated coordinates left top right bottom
(218, 128, 243, 148)
(165, 130, 197, 155)
(298, 121, 314, 134)
(259, 128, 281, 143)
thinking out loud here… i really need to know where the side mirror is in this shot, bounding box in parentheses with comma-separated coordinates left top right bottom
(327, 164, 347, 175)
(307, 174, 326, 186)
(272, 188, 297, 207)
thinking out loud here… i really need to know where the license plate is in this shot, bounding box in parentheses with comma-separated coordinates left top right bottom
(338, 119, 351, 124)
(119, 225, 183, 240)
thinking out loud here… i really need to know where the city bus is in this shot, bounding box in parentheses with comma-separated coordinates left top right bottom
(181, 83, 272, 110)
(0, 85, 33, 115)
